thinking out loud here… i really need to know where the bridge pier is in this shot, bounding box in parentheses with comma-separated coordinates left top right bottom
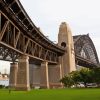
(49, 64, 63, 88)
(40, 62, 49, 89)
(29, 64, 41, 88)
(29, 63, 63, 89)
(16, 55, 30, 91)
(9, 63, 18, 88)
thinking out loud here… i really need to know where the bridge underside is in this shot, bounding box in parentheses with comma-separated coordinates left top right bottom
(76, 56, 98, 68)
(0, 11, 64, 64)
(0, 0, 65, 65)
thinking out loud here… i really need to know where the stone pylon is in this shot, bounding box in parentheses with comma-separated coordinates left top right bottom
(58, 22, 76, 76)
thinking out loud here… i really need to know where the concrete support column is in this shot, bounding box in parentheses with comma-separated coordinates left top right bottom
(16, 55, 30, 90)
(40, 62, 49, 89)
(49, 64, 63, 88)
(9, 63, 18, 88)
(29, 64, 41, 88)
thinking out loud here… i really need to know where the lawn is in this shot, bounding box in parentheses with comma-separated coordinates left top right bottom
(0, 88, 100, 100)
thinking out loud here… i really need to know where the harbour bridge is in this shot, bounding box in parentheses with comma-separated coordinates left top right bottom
(0, 0, 99, 90)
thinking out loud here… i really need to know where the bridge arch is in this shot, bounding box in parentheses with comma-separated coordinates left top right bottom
(74, 34, 99, 65)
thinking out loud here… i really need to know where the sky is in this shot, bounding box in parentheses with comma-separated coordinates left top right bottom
(0, 0, 100, 73)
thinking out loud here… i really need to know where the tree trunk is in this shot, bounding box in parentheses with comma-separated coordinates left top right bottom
(84, 82, 87, 88)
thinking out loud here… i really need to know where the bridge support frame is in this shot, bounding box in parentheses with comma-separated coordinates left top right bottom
(16, 55, 30, 91)
(40, 62, 49, 89)
(9, 63, 18, 88)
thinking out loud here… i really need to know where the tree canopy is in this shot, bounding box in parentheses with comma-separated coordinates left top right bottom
(60, 67, 100, 88)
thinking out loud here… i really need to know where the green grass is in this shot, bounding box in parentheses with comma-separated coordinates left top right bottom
(0, 88, 100, 100)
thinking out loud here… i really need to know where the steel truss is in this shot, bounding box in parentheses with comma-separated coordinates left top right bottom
(0, 12, 59, 64)
(74, 35, 99, 67)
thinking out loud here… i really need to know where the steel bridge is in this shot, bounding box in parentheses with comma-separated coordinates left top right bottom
(0, 0, 99, 90)
(0, 0, 99, 67)
(74, 35, 99, 68)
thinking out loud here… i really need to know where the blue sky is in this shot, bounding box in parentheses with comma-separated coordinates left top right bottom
(0, 0, 100, 73)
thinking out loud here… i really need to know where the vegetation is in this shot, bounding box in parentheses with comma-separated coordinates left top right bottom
(92, 68, 100, 87)
(60, 68, 100, 88)
(1, 68, 100, 100)
(0, 85, 5, 89)
(0, 88, 100, 100)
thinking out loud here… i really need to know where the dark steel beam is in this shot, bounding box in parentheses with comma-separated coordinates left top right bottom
(0, 20, 9, 41)
(0, 13, 1, 32)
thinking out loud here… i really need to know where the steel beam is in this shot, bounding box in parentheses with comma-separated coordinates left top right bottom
(0, 12, 1, 32)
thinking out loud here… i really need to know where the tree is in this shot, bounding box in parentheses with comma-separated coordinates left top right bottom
(92, 68, 100, 87)
(79, 68, 93, 88)
(60, 74, 74, 88)
(69, 71, 81, 87)
(60, 67, 97, 88)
